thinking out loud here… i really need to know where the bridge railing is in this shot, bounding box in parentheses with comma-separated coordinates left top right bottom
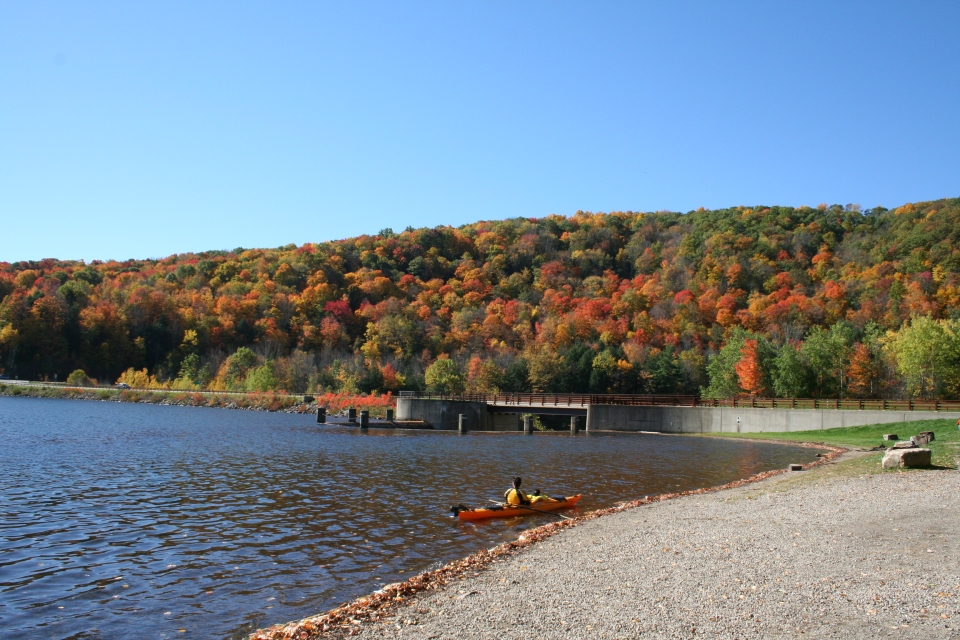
(397, 391, 960, 412)
(397, 391, 698, 407)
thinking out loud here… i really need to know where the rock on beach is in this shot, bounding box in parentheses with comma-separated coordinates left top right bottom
(340, 461, 960, 639)
(883, 447, 933, 469)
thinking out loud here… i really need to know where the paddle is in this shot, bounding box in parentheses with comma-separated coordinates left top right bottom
(486, 498, 574, 521)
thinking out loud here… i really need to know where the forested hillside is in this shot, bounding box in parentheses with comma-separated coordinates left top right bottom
(3, 199, 960, 399)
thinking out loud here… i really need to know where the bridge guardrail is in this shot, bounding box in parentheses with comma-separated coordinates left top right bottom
(398, 392, 698, 407)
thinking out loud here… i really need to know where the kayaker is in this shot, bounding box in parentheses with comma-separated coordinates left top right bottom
(504, 477, 531, 505)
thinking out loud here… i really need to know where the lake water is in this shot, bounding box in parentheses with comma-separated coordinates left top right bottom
(0, 396, 824, 639)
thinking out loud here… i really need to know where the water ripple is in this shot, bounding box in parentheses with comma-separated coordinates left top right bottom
(0, 396, 821, 638)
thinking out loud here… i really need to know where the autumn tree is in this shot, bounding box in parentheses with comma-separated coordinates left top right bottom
(467, 356, 504, 393)
(846, 343, 880, 397)
(2, 198, 960, 400)
(703, 329, 758, 398)
(734, 339, 766, 396)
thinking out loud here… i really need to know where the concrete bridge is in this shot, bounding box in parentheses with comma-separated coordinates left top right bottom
(396, 392, 960, 433)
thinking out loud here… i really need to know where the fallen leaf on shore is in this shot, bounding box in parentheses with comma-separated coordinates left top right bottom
(249, 445, 845, 640)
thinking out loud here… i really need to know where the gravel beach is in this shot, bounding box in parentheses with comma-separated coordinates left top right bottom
(341, 457, 960, 639)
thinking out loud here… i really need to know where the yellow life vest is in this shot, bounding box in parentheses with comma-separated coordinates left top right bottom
(504, 487, 530, 505)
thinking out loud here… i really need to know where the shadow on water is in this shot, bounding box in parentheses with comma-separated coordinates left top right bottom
(0, 397, 824, 639)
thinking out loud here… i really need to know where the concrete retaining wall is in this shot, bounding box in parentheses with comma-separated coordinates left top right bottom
(396, 398, 490, 430)
(399, 397, 960, 433)
(585, 404, 960, 433)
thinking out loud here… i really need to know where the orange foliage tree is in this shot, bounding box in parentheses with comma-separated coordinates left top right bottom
(734, 339, 766, 396)
(1, 200, 960, 399)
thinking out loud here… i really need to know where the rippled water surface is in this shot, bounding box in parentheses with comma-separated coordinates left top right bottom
(0, 396, 824, 638)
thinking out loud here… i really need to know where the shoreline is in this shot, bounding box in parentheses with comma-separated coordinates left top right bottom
(0, 385, 316, 413)
(249, 443, 847, 640)
(0, 384, 392, 417)
(346, 455, 958, 639)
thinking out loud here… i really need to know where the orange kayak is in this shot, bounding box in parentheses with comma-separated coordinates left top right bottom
(455, 495, 582, 521)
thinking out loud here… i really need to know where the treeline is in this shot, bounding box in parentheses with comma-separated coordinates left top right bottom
(2, 198, 960, 399)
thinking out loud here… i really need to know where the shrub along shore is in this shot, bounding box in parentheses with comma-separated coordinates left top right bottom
(0, 383, 395, 417)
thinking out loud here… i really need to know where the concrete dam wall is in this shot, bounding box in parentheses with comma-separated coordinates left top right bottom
(585, 404, 960, 433)
(397, 397, 960, 433)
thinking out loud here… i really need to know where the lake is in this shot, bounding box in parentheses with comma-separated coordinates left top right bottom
(0, 396, 824, 639)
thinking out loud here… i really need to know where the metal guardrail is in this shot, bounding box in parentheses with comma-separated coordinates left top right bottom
(398, 391, 960, 412)
(398, 392, 698, 407)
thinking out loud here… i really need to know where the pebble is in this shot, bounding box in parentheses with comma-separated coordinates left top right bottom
(348, 462, 960, 639)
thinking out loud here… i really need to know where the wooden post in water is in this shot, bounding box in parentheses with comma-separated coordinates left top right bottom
(458, 413, 467, 433)
(359, 410, 369, 429)
(523, 415, 533, 435)
(316, 407, 326, 424)
(386, 408, 394, 422)
(348, 408, 357, 423)
(570, 415, 579, 434)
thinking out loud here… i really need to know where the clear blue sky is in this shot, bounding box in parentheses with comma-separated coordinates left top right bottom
(2, 1, 958, 262)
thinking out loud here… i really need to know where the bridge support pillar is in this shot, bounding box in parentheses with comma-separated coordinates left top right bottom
(523, 415, 533, 435)
(458, 413, 467, 433)
(570, 415, 579, 434)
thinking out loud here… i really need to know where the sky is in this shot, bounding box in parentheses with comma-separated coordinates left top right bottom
(2, 1, 959, 263)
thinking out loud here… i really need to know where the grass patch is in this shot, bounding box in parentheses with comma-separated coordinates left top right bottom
(707, 418, 960, 470)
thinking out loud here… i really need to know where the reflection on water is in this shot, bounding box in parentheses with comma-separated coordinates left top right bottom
(0, 397, 822, 639)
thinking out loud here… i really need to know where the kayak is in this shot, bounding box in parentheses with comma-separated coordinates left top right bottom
(454, 494, 582, 521)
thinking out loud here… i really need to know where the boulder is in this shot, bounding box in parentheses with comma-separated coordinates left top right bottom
(882, 434, 898, 441)
(892, 441, 918, 449)
(881, 447, 931, 469)
(911, 433, 934, 446)
(919, 430, 935, 442)
(788, 464, 803, 471)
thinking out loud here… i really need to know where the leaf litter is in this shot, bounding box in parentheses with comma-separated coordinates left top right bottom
(250, 443, 843, 639)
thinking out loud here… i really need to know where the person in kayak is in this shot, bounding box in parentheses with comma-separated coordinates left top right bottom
(504, 477, 531, 505)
